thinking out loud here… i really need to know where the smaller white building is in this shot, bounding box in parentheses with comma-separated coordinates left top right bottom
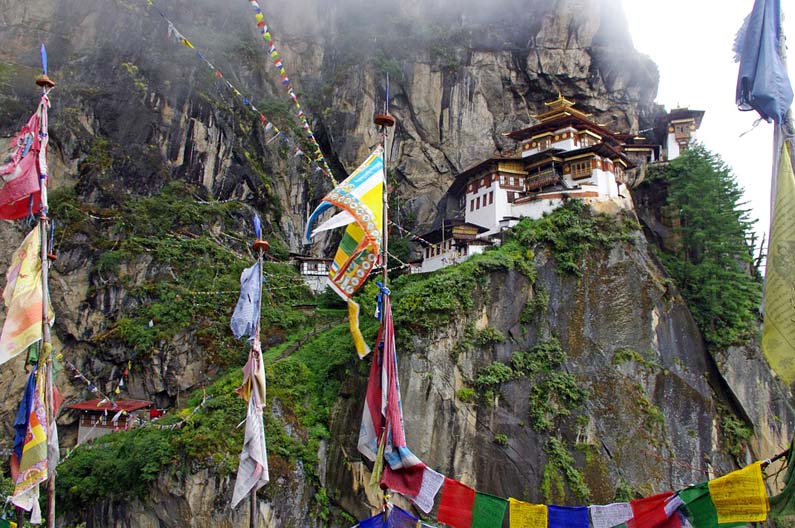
(663, 108, 704, 161)
(418, 222, 490, 273)
(293, 256, 333, 293)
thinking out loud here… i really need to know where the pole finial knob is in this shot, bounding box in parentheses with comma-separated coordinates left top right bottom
(35, 74, 56, 88)
(374, 113, 396, 128)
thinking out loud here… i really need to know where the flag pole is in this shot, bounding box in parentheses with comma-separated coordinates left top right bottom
(374, 73, 395, 287)
(35, 45, 57, 528)
(251, 232, 269, 528)
(373, 75, 396, 510)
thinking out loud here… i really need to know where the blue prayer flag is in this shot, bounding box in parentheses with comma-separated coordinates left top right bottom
(735, 0, 793, 122)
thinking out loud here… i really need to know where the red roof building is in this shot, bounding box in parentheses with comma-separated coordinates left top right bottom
(67, 399, 154, 444)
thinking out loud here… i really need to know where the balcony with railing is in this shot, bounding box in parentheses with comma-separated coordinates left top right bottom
(526, 167, 562, 191)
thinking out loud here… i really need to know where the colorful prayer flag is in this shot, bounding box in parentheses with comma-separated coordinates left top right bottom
(230, 339, 269, 508)
(0, 94, 49, 220)
(438, 478, 475, 528)
(763, 143, 795, 383)
(11, 367, 47, 523)
(0, 227, 54, 365)
(548, 505, 589, 528)
(508, 498, 547, 528)
(472, 492, 508, 528)
(679, 483, 747, 528)
(707, 461, 769, 523)
(305, 147, 384, 358)
(627, 492, 681, 528)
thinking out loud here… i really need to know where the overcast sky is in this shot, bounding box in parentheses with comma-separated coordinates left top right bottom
(622, 0, 794, 248)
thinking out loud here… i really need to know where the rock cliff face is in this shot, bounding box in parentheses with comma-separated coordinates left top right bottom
(0, 1, 790, 527)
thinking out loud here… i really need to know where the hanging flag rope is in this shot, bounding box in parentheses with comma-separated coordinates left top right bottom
(244, 0, 335, 182)
(147, 3, 337, 185)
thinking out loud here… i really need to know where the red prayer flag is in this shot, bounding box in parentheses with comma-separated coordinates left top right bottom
(382, 463, 426, 498)
(628, 492, 681, 528)
(438, 477, 475, 528)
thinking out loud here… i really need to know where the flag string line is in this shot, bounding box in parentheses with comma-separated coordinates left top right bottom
(243, 0, 336, 182)
(147, 1, 337, 185)
(61, 356, 123, 409)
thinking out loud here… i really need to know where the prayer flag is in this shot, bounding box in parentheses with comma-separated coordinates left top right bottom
(548, 505, 589, 528)
(472, 492, 508, 528)
(0, 227, 54, 365)
(11, 367, 48, 523)
(359, 512, 386, 528)
(305, 147, 384, 358)
(707, 461, 769, 523)
(388, 506, 419, 528)
(508, 498, 547, 528)
(679, 483, 747, 528)
(0, 94, 49, 220)
(437, 478, 475, 528)
(413, 466, 445, 513)
(763, 143, 795, 382)
(627, 492, 681, 528)
(230, 261, 262, 341)
(230, 339, 269, 508)
(590, 502, 634, 528)
(734, 0, 792, 122)
(11, 369, 37, 481)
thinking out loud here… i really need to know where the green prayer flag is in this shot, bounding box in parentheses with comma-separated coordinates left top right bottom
(472, 492, 507, 528)
(770, 440, 795, 517)
(679, 483, 748, 528)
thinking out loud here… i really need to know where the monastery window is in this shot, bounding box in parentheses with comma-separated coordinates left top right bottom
(509, 176, 515, 186)
(476, 196, 480, 209)
(470, 199, 475, 212)
(674, 123, 691, 139)
(570, 160, 592, 179)
(489, 191, 493, 205)
(508, 191, 515, 203)
(538, 137, 551, 150)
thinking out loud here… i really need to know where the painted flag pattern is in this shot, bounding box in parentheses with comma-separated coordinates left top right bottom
(0, 94, 49, 220)
(11, 366, 47, 522)
(305, 147, 384, 358)
(0, 226, 54, 366)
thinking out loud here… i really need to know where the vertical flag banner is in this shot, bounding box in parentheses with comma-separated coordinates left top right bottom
(734, 0, 792, 123)
(0, 94, 49, 220)
(230, 256, 269, 508)
(305, 147, 384, 358)
(11, 367, 48, 523)
(763, 143, 795, 383)
(508, 498, 548, 528)
(707, 461, 769, 523)
(413, 466, 445, 513)
(0, 227, 54, 365)
(437, 477, 475, 528)
(679, 482, 748, 528)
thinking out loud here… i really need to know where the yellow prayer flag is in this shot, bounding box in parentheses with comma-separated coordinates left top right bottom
(708, 461, 769, 523)
(509, 498, 547, 528)
(181, 38, 194, 49)
(0, 227, 53, 365)
(763, 143, 795, 383)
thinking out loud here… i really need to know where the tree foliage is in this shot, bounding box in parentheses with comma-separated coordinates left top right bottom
(648, 145, 761, 349)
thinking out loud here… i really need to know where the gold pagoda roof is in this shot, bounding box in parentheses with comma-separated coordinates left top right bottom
(532, 95, 593, 122)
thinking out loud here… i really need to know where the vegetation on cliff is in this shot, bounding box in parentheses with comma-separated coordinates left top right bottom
(644, 145, 762, 350)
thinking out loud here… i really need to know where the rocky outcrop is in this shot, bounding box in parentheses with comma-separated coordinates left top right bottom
(326, 220, 795, 520)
